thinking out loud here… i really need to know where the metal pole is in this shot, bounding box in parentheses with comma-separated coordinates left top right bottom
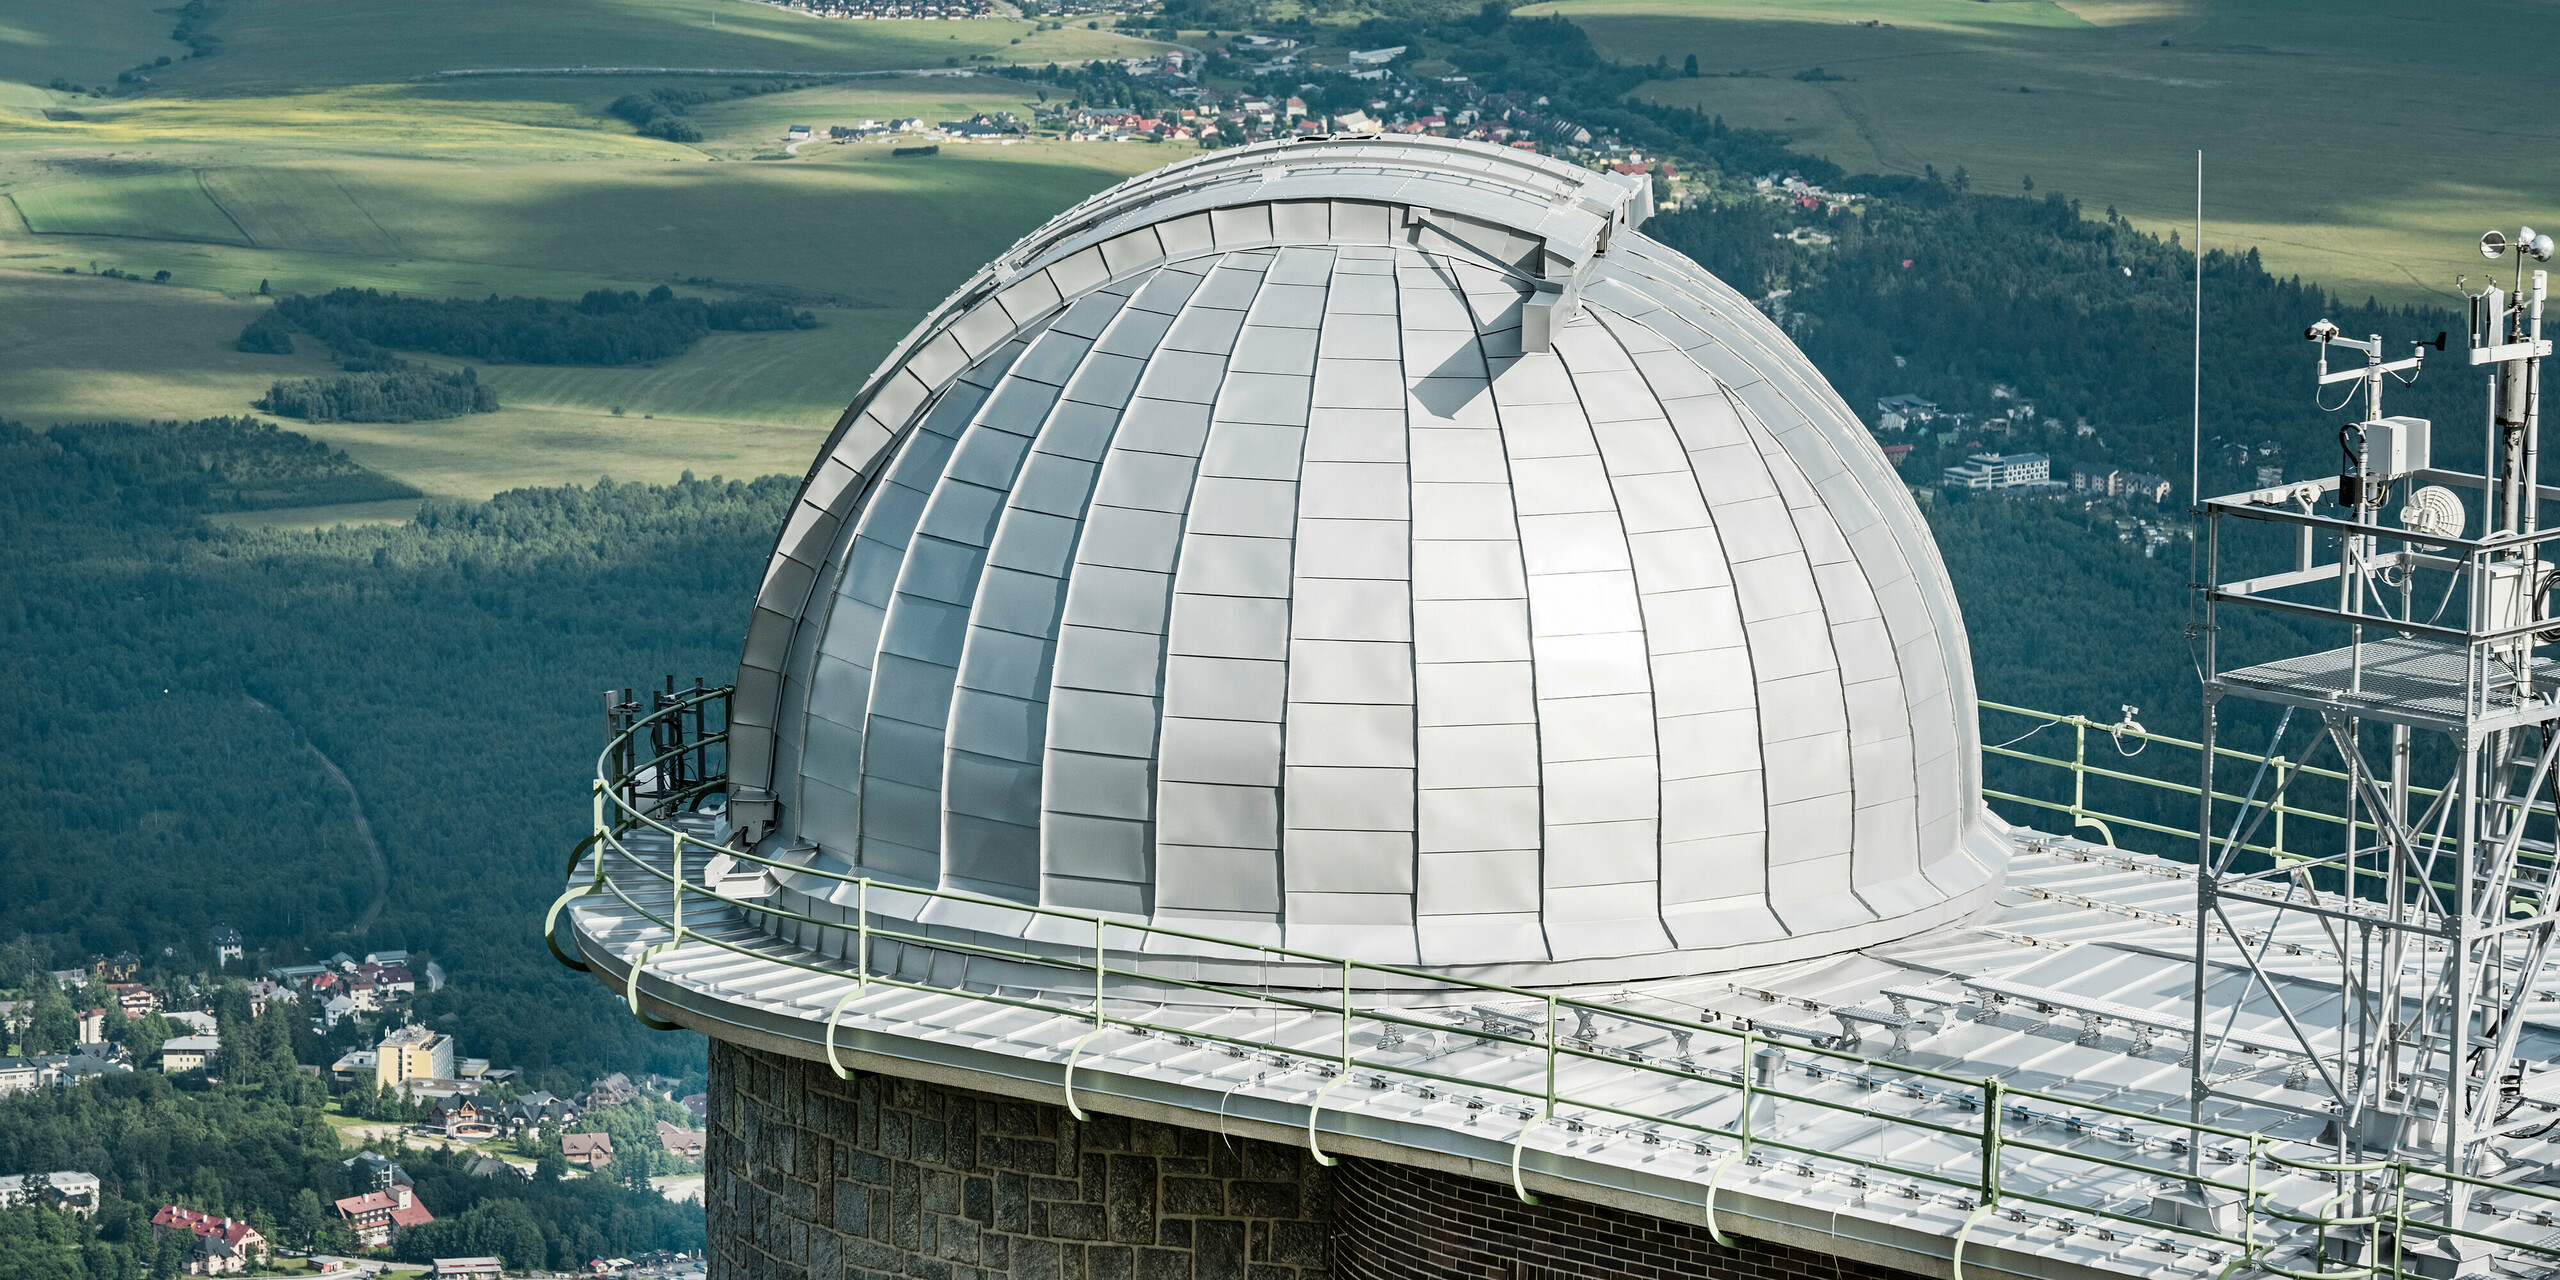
(2192, 688, 2218, 1177)
(2192, 149, 2203, 509)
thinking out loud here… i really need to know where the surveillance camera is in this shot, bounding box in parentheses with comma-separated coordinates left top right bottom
(2305, 319, 2341, 341)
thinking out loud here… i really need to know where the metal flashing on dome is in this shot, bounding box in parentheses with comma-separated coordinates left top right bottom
(709, 136, 2000, 990)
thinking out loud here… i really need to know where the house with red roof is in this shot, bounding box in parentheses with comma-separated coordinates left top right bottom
(331, 1185, 433, 1248)
(151, 1205, 266, 1274)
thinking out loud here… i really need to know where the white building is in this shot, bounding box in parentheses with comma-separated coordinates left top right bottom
(0, 1058, 40, 1096)
(0, 1172, 101, 1215)
(160, 1035, 219, 1073)
(1941, 450, 2050, 489)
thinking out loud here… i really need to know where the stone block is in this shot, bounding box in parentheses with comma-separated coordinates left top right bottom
(892, 1165, 924, 1251)
(834, 1181, 871, 1237)
(1013, 1236, 1063, 1280)
(1131, 1120, 1183, 1156)
(1266, 1222, 1325, 1268)
(995, 1101, 1044, 1137)
(1082, 1112, 1131, 1152)
(985, 1137, 1062, 1174)
(938, 1215, 983, 1263)
(1039, 1200, 1107, 1242)
(845, 1239, 906, 1271)
(967, 1175, 996, 1227)
(997, 1171, 1031, 1233)
(1135, 1248, 1192, 1280)
(1194, 1221, 1244, 1280)
(1239, 1146, 1297, 1183)
(1106, 1155, 1158, 1244)
(1227, 1183, 1297, 1220)
(1163, 1179, 1224, 1217)
(1089, 1245, 1133, 1280)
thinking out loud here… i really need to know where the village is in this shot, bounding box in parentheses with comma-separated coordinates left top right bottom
(765, 39, 1694, 208)
(0, 935, 709, 1279)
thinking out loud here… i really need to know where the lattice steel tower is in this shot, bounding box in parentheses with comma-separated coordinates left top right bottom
(2197, 227, 2560, 1229)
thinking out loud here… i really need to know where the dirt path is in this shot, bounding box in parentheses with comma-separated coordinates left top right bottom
(247, 696, 391, 938)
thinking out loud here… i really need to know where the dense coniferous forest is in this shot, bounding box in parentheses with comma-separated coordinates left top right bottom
(2, 419, 790, 1086)
(260, 285, 817, 368)
(255, 367, 499, 423)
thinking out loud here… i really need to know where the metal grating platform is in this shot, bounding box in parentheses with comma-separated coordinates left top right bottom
(2216, 636, 2560, 732)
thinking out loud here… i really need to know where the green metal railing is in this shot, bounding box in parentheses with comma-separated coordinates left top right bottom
(551, 686, 2560, 1279)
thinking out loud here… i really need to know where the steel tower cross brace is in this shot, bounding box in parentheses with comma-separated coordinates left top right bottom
(2195, 236, 2560, 1239)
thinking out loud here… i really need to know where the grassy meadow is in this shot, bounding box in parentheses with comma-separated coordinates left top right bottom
(0, 0, 1172, 501)
(1526, 0, 2560, 308)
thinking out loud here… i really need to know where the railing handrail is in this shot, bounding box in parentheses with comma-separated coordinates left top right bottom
(553, 686, 2560, 1278)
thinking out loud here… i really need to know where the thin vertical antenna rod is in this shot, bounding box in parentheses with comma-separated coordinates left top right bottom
(2192, 150, 2203, 508)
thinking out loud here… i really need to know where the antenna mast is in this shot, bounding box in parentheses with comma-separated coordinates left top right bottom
(2191, 226, 2559, 1268)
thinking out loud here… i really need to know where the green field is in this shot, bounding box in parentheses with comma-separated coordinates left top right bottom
(141, 0, 1159, 93)
(0, 0, 1174, 500)
(10, 170, 247, 242)
(1526, 0, 2560, 307)
(0, 131, 1168, 497)
(0, 0, 185, 91)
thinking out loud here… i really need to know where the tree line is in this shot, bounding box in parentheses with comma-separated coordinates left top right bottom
(250, 285, 816, 368)
(255, 367, 498, 424)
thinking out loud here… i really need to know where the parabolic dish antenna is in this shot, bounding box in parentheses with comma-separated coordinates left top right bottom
(2401, 484, 2465, 539)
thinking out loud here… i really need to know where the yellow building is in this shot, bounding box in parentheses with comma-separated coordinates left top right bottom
(374, 1025, 454, 1089)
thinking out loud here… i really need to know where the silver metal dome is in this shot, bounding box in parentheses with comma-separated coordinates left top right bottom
(725, 136, 2007, 985)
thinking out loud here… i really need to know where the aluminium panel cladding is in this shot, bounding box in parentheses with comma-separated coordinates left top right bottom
(737, 138, 2005, 983)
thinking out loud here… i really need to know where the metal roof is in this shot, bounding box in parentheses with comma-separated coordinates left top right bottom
(727, 137, 2003, 984)
(563, 816, 2560, 1280)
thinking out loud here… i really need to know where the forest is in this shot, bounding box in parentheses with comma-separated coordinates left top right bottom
(1, 416, 791, 1087)
(259, 285, 817, 368)
(254, 367, 499, 424)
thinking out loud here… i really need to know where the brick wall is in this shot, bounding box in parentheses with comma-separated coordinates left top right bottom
(1330, 1158, 1925, 1280)
(708, 1040, 1334, 1280)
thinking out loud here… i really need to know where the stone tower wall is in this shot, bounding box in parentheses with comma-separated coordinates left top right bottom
(707, 1041, 1927, 1280)
(708, 1041, 1334, 1280)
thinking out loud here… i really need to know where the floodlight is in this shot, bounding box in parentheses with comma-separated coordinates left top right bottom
(2482, 230, 2508, 259)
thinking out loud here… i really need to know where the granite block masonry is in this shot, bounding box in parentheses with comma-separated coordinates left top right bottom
(708, 1041, 1335, 1280)
(707, 1041, 1929, 1280)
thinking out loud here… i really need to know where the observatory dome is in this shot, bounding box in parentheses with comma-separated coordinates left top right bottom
(724, 137, 2006, 986)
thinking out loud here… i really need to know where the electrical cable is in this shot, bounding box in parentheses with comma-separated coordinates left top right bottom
(1986, 719, 2061, 751)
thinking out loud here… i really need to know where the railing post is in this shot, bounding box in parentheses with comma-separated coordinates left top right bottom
(857, 879, 870, 994)
(1982, 1078, 2003, 1210)
(1544, 995, 1559, 1118)
(1340, 960, 1353, 1072)
(2272, 756, 2289, 863)
(1954, 1078, 2004, 1280)
(2074, 717, 2089, 825)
